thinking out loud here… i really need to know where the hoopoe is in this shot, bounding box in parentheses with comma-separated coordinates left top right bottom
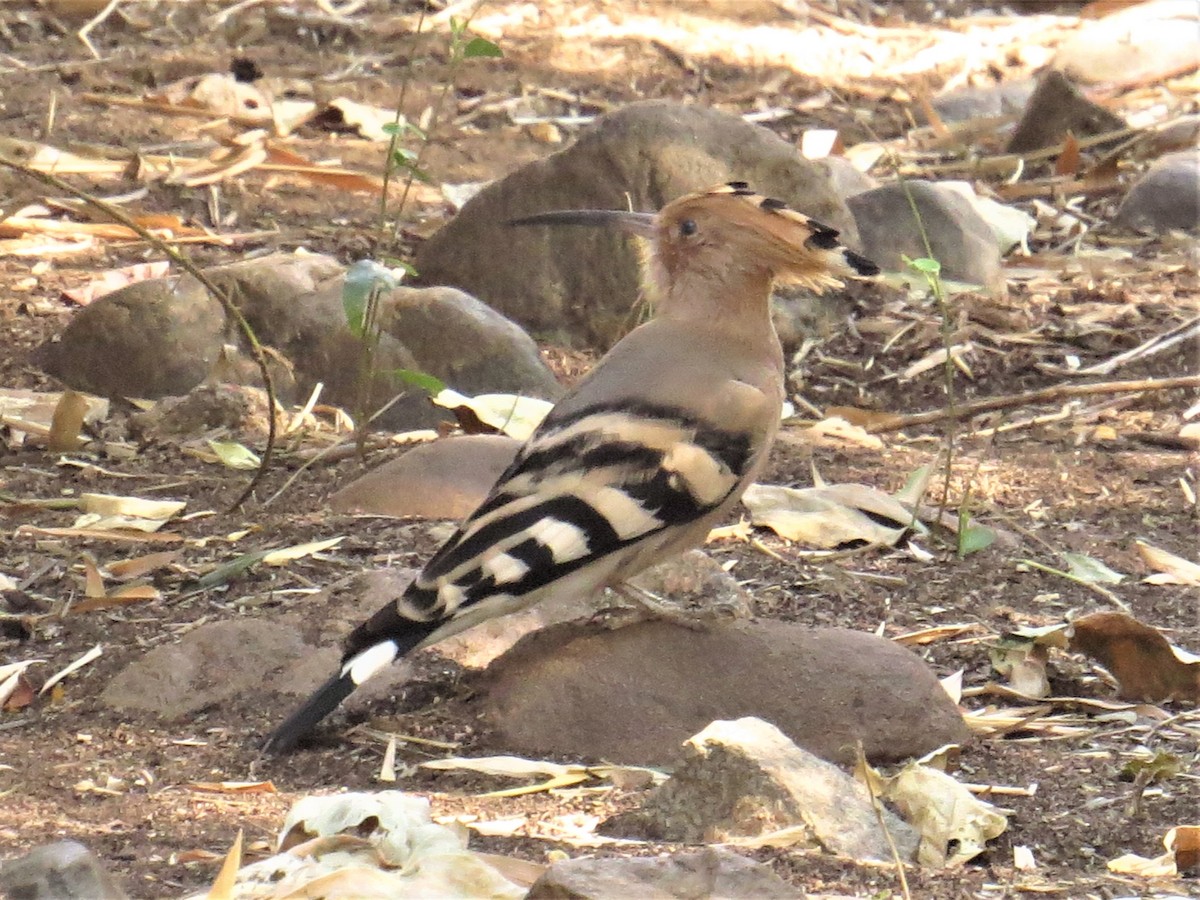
(264, 182, 878, 753)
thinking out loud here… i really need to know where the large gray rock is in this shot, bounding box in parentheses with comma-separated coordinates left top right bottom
(415, 100, 860, 349)
(476, 620, 968, 767)
(38, 254, 561, 430)
(1115, 150, 1200, 234)
(603, 717, 918, 864)
(847, 181, 1003, 293)
(0, 841, 127, 900)
(527, 847, 799, 900)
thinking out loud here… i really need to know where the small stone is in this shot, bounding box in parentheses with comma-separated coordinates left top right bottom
(476, 621, 968, 767)
(328, 434, 521, 520)
(527, 847, 799, 899)
(846, 181, 1003, 293)
(604, 717, 918, 864)
(1115, 150, 1200, 234)
(1006, 70, 1126, 154)
(0, 841, 127, 900)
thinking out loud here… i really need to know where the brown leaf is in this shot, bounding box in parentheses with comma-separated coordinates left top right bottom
(48, 390, 90, 451)
(1070, 612, 1200, 702)
(1055, 132, 1081, 177)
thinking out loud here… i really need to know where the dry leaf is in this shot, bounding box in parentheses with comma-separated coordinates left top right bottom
(79, 493, 185, 521)
(858, 758, 1008, 867)
(1070, 612, 1200, 702)
(48, 390, 90, 451)
(61, 261, 171, 305)
(190, 781, 278, 794)
(1136, 540, 1200, 586)
(1108, 825, 1200, 877)
(206, 829, 243, 900)
(262, 537, 345, 566)
(742, 482, 915, 548)
(432, 390, 553, 441)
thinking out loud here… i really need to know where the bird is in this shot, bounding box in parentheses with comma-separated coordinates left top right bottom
(263, 181, 879, 753)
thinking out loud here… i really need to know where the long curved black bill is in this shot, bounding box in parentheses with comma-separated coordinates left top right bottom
(507, 209, 656, 238)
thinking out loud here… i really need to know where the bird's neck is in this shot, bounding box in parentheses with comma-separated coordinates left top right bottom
(653, 267, 777, 342)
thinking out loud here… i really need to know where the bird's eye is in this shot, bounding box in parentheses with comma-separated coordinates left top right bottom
(678, 219, 698, 237)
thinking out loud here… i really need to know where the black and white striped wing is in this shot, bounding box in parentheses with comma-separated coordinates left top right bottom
(398, 400, 754, 623)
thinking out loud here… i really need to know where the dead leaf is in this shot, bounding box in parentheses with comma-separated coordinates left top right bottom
(48, 390, 90, 451)
(106, 550, 181, 580)
(190, 781, 278, 794)
(261, 537, 345, 566)
(1108, 825, 1200, 877)
(1136, 540, 1200, 586)
(858, 757, 1008, 867)
(39, 644, 102, 695)
(1070, 612, 1200, 702)
(432, 390, 553, 441)
(742, 482, 915, 548)
(206, 829, 243, 900)
(61, 261, 171, 305)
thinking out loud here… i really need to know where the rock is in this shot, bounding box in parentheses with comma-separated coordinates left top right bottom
(415, 100, 860, 349)
(847, 181, 1003, 293)
(1006, 70, 1126, 154)
(129, 383, 279, 440)
(35, 275, 225, 400)
(603, 717, 918, 864)
(328, 434, 521, 520)
(101, 619, 310, 720)
(38, 253, 561, 431)
(931, 79, 1036, 123)
(1053, 0, 1199, 86)
(437, 550, 750, 670)
(1114, 150, 1200, 234)
(0, 841, 127, 900)
(527, 847, 799, 900)
(102, 566, 427, 722)
(476, 621, 968, 767)
(813, 156, 877, 202)
(377, 285, 562, 406)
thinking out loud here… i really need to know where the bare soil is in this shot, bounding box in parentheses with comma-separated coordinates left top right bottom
(1, 2, 1197, 898)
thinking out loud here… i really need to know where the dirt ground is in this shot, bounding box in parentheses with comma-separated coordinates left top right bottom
(1, 2, 1198, 898)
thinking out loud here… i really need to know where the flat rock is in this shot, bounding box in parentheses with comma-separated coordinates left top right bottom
(1114, 150, 1200, 234)
(328, 434, 521, 520)
(527, 847, 799, 900)
(0, 841, 127, 900)
(847, 181, 1003, 293)
(931, 79, 1036, 123)
(1006, 70, 1125, 154)
(603, 717, 918, 864)
(101, 619, 310, 720)
(1053, 0, 1199, 86)
(415, 100, 860, 349)
(476, 620, 968, 767)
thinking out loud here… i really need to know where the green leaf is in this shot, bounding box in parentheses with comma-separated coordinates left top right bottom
(196, 549, 272, 589)
(958, 522, 996, 556)
(393, 368, 446, 396)
(206, 440, 261, 470)
(1061, 551, 1125, 585)
(463, 36, 503, 58)
(907, 256, 942, 276)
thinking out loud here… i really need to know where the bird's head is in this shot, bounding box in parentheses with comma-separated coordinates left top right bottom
(510, 182, 878, 312)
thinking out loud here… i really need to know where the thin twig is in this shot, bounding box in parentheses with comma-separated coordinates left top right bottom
(868, 375, 1200, 433)
(0, 158, 277, 510)
(1074, 314, 1200, 377)
(856, 741, 912, 900)
(78, 0, 122, 59)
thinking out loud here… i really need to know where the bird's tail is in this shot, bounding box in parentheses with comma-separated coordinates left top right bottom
(262, 635, 410, 753)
